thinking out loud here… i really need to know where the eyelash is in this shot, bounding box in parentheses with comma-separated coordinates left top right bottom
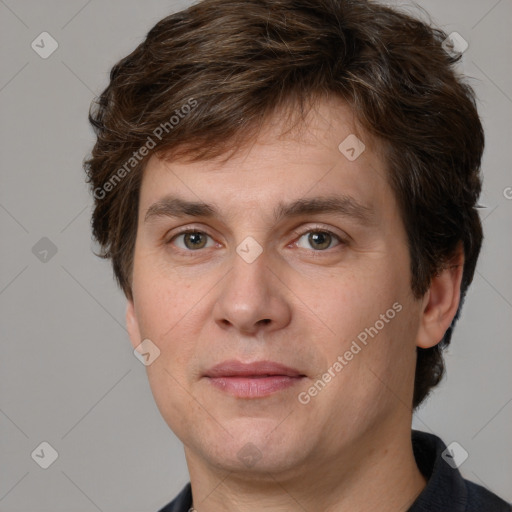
(166, 226, 346, 254)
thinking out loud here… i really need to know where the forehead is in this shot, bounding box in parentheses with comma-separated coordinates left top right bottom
(138, 97, 393, 221)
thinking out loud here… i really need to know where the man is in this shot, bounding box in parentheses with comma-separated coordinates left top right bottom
(84, 0, 510, 510)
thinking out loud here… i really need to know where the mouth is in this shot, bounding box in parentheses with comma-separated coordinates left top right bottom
(203, 360, 307, 398)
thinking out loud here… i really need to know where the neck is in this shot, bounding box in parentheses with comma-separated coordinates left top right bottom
(185, 421, 426, 512)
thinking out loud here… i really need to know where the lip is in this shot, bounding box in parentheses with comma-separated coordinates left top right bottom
(204, 360, 306, 398)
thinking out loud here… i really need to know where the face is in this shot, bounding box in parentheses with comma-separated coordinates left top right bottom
(127, 97, 425, 479)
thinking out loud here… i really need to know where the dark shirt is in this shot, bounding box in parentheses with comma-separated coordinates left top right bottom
(158, 430, 510, 511)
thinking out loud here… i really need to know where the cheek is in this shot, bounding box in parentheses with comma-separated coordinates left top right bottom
(145, 365, 201, 438)
(310, 265, 416, 391)
(132, 272, 211, 378)
(314, 265, 401, 338)
(132, 258, 191, 337)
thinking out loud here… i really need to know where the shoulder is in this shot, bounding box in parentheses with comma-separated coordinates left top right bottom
(464, 479, 511, 512)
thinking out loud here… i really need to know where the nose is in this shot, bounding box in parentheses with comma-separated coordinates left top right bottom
(213, 251, 292, 336)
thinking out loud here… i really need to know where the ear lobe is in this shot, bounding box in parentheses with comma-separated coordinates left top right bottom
(416, 242, 465, 349)
(126, 299, 142, 350)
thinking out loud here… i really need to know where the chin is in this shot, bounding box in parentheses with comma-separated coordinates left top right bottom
(197, 424, 309, 476)
(209, 446, 305, 477)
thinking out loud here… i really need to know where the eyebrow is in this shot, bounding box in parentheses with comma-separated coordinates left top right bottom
(144, 194, 376, 226)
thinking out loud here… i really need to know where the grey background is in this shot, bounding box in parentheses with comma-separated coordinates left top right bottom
(1, 0, 511, 510)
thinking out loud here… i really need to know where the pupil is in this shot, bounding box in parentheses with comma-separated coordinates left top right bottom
(185, 232, 205, 249)
(309, 232, 330, 249)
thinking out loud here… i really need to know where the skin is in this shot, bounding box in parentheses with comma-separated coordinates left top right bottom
(126, 96, 464, 511)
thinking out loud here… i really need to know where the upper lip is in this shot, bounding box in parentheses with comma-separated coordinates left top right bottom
(204, 360, 305, 378)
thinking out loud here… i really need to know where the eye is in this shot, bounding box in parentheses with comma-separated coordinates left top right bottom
(170, 230, 216, 250)
(295, 230, 342, 251)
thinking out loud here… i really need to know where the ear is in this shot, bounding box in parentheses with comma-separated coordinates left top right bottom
(416, 242, 465, 349)
(126, 299, 142, 350)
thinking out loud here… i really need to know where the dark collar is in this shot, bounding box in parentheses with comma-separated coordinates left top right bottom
(408, 429, 468, 511)
(408, 429, 510, 511)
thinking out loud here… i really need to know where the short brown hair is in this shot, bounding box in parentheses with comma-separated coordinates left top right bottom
(84, 0, 484, 409)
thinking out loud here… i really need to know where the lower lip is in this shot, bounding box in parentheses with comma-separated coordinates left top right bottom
(206, 376, 304, 398)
